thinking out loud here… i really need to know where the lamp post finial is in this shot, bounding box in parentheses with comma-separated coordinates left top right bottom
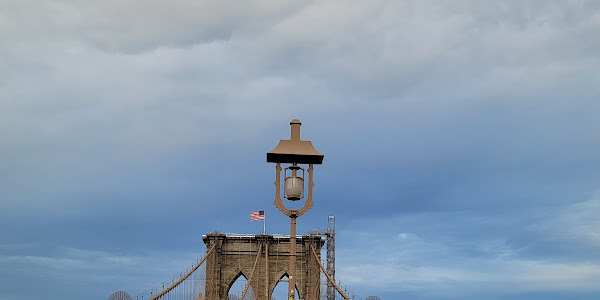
(290, 119, 301, 141)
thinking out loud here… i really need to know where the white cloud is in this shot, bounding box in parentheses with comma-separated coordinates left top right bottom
(336, 193, 600, 296)
(1, 247, 139, 273)
(528, 191, 600, 248)
(338, 232, 600, 297)
(0, 244, 205, 297)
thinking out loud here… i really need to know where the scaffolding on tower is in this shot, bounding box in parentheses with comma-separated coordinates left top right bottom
(326, 216, 335, 300)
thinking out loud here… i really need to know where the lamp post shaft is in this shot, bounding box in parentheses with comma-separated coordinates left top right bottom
(289, 215, 297, 300)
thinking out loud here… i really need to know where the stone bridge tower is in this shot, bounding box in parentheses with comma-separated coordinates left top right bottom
(203, 233, 324, 300)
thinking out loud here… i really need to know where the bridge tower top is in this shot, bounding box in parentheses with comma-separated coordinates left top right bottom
(202, 233, 324, 300)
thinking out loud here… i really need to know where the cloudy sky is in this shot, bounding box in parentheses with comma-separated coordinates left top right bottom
(1, 0, 599, 299)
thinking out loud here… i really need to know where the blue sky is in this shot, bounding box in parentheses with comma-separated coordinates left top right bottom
(1, 1, 600, 299)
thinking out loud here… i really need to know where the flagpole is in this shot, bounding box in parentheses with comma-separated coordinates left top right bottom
(263, 211, 266, 234)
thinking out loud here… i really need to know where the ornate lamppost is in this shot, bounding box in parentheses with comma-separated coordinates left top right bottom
(267, 119, 324, 300)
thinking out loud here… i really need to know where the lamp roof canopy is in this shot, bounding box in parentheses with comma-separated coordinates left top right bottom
(267, 119, 324, 164)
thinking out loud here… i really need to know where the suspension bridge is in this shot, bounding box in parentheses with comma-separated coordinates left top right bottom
(111, 217, 365, 300)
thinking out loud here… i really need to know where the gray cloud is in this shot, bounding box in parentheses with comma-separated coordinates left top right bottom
(0, 0, 311, 53)
(1, 0, 599, 299)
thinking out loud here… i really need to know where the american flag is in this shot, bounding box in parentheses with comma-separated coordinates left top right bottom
(250, 210, 265, 221)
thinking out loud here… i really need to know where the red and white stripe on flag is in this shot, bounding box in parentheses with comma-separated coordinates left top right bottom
(251, 210, 265, 221)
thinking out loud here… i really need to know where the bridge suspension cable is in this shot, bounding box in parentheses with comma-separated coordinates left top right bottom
(310, 245, 352, 300)
(139, 243, 216, 300)
(239, 243, 262, 300)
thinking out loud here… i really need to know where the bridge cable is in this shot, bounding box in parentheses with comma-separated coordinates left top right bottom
(310, 245, 352, 300)
(149, 243, 216, 300)
(239, 243, 263, 300)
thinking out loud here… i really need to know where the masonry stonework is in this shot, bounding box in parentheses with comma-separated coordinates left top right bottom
(203, 233, 324, 300)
